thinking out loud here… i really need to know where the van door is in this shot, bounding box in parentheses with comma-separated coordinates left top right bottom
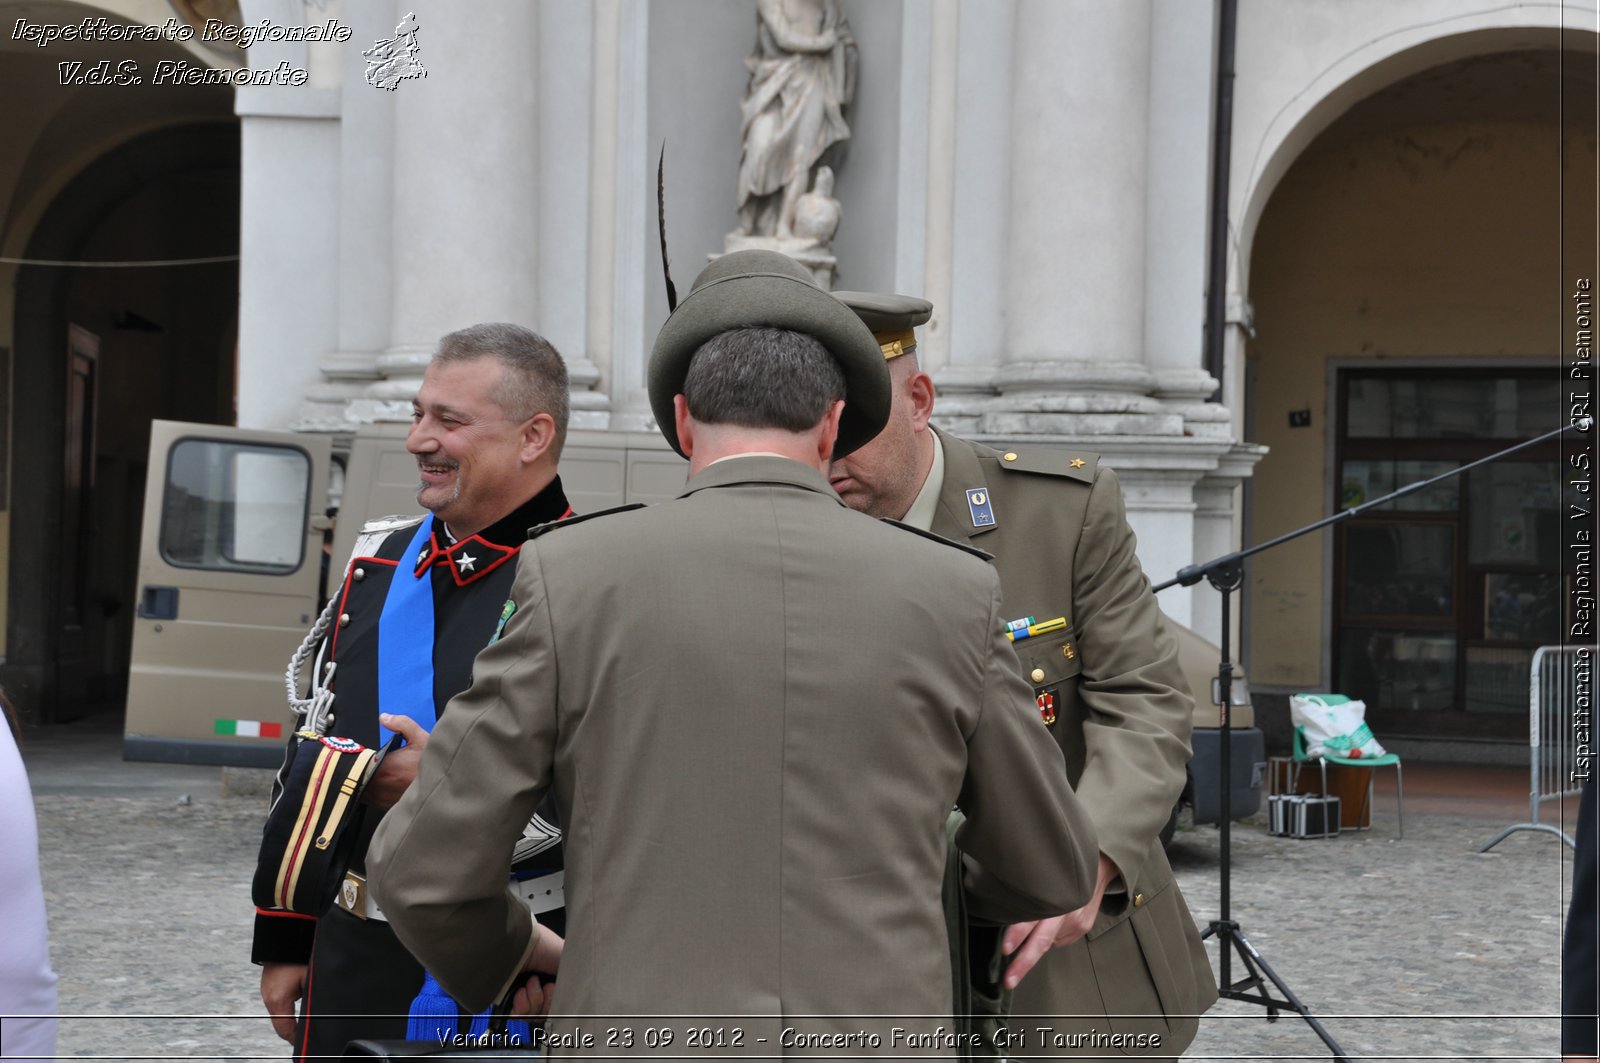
(124, 421, 331, 767)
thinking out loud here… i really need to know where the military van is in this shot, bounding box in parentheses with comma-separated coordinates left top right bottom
(123, 420, 1260, 832)
(123, 420, 686, 767)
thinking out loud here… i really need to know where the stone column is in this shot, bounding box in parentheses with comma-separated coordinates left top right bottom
(360, 0, 542, 420)
(1189, 443, 1269, 643)
(586, 0, 652, 431)
(929, 0, 1016, 436)
(236, 0, 340, 429)
(983, 0, 1176, 440)
(538, 0, 607, 427)
(297, 0, 394, 430)
(1144, 0, 1232, 440)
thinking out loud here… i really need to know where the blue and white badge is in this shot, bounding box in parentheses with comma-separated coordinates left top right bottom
(966, 488, 995, 528)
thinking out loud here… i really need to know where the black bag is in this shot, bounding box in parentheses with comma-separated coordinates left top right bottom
(342, 1037, 537, 1059)
(944, 811, 1015, 1063)
(251, 731, 397, 915)
(343, 977, 541, 1059)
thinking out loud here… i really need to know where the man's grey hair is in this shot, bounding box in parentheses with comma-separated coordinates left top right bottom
(433, 323, 570, 452)
(682, 327, 846, 431)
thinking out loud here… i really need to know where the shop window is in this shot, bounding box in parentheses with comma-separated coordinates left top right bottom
(1333, 367, 1561, 736)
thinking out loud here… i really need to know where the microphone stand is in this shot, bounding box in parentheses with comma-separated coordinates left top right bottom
(1154, 417, 1591, 1060)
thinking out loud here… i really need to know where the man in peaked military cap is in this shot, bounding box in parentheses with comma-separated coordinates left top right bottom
(367, 250, 1100, 1050)
(828, 291, 1218, 1060)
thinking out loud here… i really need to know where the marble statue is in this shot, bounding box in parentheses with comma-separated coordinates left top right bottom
(724, 0, 856, 287)
(791, 165, 841, 248)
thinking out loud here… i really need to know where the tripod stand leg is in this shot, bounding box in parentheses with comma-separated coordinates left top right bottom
(1208, 920, 1353, 1061)
(1194, 571, 1352, 1057)
(1204, 921, 1275, 1019)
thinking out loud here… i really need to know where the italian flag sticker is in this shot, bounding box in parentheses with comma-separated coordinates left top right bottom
(214, 719, 284, 739)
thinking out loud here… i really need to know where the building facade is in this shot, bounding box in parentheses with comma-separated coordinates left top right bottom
(0, 0, 1591, 751)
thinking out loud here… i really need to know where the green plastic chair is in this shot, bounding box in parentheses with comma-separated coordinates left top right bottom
(1291, 694, 1404, 839)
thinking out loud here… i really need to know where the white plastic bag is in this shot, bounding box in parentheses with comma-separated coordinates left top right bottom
(1290, 694, 1387, 760)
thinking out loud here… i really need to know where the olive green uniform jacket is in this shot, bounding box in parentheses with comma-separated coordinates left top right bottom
(929, 430, 1217, 1057)
(368, 456, 1099, 1052)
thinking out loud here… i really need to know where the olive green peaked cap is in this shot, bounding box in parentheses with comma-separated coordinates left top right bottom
(648, 250, 891, 459)
(831, 291, 934, 360)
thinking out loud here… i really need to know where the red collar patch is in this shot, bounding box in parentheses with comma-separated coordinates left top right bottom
(410, 506, 573, 585)
(412, 531, 518, 586)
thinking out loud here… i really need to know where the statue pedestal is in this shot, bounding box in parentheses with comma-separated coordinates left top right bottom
(718, 232, 837, 290)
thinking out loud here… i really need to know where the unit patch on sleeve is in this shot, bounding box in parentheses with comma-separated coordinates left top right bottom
(489, 598, 517, 645)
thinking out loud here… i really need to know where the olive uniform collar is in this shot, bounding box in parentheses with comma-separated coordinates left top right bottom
(899, 433, 946, 532)
(678, 454, 844, 505)
(930, 426, 999, 544)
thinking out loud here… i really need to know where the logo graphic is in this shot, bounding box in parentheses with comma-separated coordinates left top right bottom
(965, 487, 995, 528)
(364, 11, 425, 91)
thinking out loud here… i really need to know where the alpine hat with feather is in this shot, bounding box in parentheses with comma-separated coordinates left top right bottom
(648, 249, 891, 459)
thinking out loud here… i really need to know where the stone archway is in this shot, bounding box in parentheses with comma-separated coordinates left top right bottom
(1240, 41, 1594, 749)
(1236, 20, 1597, 294)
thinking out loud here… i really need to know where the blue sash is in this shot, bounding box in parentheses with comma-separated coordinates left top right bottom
(377, 518, 438, 747)
(377, 517, 531, 1043)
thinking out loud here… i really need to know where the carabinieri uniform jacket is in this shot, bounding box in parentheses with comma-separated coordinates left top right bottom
(251, 479, 571, 1060)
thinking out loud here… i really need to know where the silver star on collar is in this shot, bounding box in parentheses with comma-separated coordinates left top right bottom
(454, 551, 478, 573)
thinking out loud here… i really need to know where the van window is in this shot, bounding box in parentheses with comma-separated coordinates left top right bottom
(160, 438, 310, 573)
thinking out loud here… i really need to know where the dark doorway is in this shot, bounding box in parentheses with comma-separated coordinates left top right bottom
(57, 327, 99, 715)
(7, 123, 240, 724)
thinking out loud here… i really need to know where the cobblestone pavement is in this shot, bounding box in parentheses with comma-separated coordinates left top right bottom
(17, 722, 1581, 1062)
(1168, 809, 1570, 1063)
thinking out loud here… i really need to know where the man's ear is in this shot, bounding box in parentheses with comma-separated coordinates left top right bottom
(816, 399, 845, 464)
(520, 412, 559, 464)
(673, 394, 696, 458)
(906, 369, 936, 432)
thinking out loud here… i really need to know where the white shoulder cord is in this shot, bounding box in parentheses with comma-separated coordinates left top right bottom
(282, 521, 412, 736)
(284, 594, 341, 734)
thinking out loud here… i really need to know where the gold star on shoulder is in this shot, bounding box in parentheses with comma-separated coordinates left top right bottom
(1070, 458, 1086, 468)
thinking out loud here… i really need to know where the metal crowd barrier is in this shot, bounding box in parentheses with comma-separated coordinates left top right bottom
(1478, 644, 1595, 852)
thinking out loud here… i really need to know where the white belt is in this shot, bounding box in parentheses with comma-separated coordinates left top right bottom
(337, 870, 565, 922)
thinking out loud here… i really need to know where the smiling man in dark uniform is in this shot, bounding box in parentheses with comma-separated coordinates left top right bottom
(828, 292, 1217, 1060)
(251, 322, 573, 1060)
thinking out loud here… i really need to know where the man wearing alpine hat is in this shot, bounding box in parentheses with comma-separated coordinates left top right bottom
(367, 250, 1100, 1050)
(829, 290, 1217, 1059)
